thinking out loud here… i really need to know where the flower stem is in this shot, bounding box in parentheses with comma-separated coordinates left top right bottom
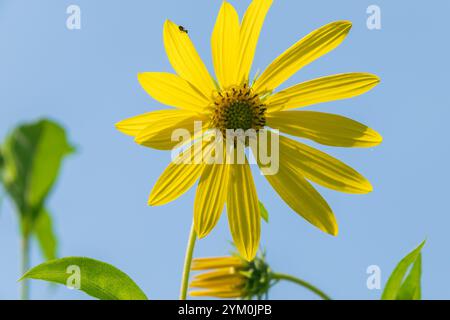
(271, 272, 331, 300)
(20, 234, 30, 300)
(179, 220, 197, 300)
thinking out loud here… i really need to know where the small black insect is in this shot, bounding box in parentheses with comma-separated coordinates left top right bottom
(179, 25, 188, 34)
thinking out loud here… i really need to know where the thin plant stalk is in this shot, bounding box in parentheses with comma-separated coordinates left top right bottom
(179, 220, 197, 300)
(271, 272, 331, 300)
(20, 234, 30, 300)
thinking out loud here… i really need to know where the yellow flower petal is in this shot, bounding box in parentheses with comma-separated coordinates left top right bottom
(254, 21, 352, 93)
(192, 257, 242, 271)
(134, 111, 207, 150)
(192, 268, 238, 281)
(236, 0, 273, 84)
(190, 276, 245, 289)
(266, 73, 380, 112)
(194, 163, 229, 238)
(267, 110, 382, 147)
(252, 135, 338, 235)
(116, 109, 202, 138)
(138, 72, 210, 112)
(189, 289, 242, 298)
(278, 135, 373, 194)
(148, 141, 206, 206)
(116, 111, 170, 137)
(265, 166, 338, 236)
(227, 161, 260, 261)
(212, 1, 240, 89)
(163, 20, 216, 98)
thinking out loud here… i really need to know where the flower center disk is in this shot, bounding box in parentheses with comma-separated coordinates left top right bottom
(211, 84, 266, 135)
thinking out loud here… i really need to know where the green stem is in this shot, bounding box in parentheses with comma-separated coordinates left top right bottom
(20, 234, 30, 300)
(271, 272, 331, 300)
(179, 220, 197, 300)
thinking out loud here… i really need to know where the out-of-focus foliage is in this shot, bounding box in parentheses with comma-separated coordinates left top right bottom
(34, 208, 58, 260)
(259, 201, 269, 223)
(0, 149, 4, 172)
(382, 240, 425, 300)
(0, 149, 4, 215)
(22, 257, 148, 300)
(0, 119, 73, 259)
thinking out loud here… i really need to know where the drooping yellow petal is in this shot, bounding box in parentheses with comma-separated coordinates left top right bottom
(252, 135, 338, 235)
(138, 72, 210, 112)
(254, 21, 352, 93)
(148, 141, 206, 206)
(265, 165, 338, 235)
(212, 1, 240, 89)
(227, 161, 260, 261)
(236, 0, 273, 84)
(190, 275, 246, 289)
(163, 20, 216, 97)
(194, 163, 229, 238)
(189, 289, 243, 298)
(267, 110, 382, 147)
(192, 268, 239, 281)
(192, 257, 243, 271)
(266, 73, 380, 112)
(134, 111, 207, 150)
(278, 135, 373, 194)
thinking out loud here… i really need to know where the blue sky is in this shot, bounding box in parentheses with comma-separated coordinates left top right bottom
(1, 0, 450, 299)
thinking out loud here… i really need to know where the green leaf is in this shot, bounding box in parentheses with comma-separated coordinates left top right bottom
(259, 201, 269, 223)
(21, 257, 148, 300)
(34, 208, 58, 260)
(0, 150, 5, 217)
(0, 148, 4, 171)
(0, 186, 4, 218)
(0, 119, 73, 229)
(381, 240, 425, 300)
(396, 254, 421, 300)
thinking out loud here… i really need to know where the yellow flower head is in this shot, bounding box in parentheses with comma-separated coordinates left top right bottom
(189, 255, 271, 299)
(116, 0, 382, 261)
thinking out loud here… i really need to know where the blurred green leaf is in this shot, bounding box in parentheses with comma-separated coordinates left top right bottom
(396, 254, 421, 300)
(0, 187, 3, 218)
(21, 257, 148, 300)
(259, 201, 269, 223)
(0, 150, 4, 216)
(0, 119, 73, 234)
(0, 149, 4, 170)
(381, 240, 425, 300)
(34, 208, 57, 260)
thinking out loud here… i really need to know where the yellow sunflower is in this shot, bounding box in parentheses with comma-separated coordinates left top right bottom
(189, 253, 331, 300)
(189, 256, 271, 299)
(116, 0, 381, 261)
